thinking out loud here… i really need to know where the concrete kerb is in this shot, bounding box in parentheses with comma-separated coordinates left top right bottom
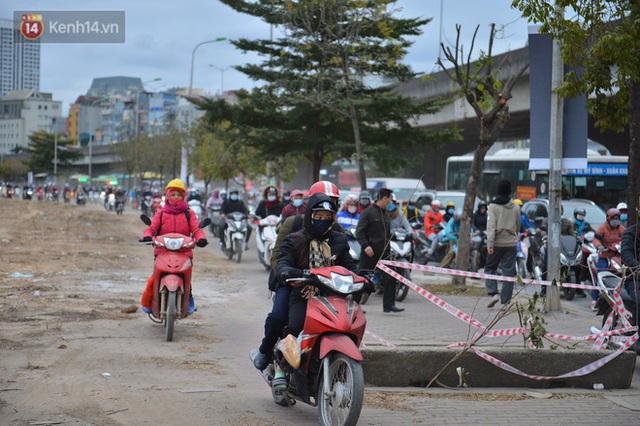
(362, 267, 637, 390)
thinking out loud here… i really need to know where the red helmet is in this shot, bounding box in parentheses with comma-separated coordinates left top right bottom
(606, 208, 621, 221)
(309, 181, 340, 198)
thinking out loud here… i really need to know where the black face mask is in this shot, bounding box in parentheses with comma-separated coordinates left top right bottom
(311, 219, 333, 235)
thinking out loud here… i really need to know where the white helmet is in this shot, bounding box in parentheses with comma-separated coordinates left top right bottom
(431, 199, 441, 208)
(617, 202, 628, 211)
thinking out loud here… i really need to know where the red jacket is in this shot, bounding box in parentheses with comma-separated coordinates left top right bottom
(142, 206, 205, 258)
(423, 210, 445, 237)
(594, 222, 625, 259)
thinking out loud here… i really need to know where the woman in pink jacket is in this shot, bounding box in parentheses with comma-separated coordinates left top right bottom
(141, 179, 208, 313)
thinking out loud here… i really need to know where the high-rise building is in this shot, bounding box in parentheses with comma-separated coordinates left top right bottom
(0, 19, 40, 100)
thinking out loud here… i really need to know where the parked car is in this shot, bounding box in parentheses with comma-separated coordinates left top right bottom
(521, 198, 607, 230)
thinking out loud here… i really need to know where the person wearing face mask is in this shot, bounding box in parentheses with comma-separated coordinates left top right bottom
(280, 189, 306, 220)
(219, 188, 250, 250)
(356, 190, 372, 214)
(255, 185, 284, 220)
(389, 194, 412, 233)
(439, 209, 462, 269)
(281, 189, 292, 207)
(443, 201, 456, 223)
(571, 207, 594, 237)
(592, 208, 626, 309)
(356, 188, 404, 313)
(337, 194, 360, 229)
(617, 202, 628, 227)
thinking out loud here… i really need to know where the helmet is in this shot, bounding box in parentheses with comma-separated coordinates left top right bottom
(359, 190, 371, 200)
(219, 189, 227, 195)
(344, 194, 359, 205)
(617, 202, 628, 211)
(445, 201, 455, 208)
(573, 207, 586, 217)
(606, 208, 621, 221)
(309, 181, 340, 198)
(514, 199, 523, 206)
(431, 199, 441, 208)
(229, 187, 239, 195)
(166, 178, 186, 194)
(290, 189, 303, 197)
(310, 199, 337, 214)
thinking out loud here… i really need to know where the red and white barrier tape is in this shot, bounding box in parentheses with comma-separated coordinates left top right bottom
(364, 330, 396, 348)
(379, 260, 599, 291)
(472, 332, 638, 380)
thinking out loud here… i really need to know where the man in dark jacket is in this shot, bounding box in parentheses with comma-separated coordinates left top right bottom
(219, 188, 250, 249)
(621, 223, 640, 326)
(355, 188, 404, 313)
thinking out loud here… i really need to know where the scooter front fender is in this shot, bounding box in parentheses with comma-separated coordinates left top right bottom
(319, 334, 362, 361)
(161, 274, 184, 292)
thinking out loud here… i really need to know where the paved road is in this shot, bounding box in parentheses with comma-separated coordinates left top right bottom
(214, 235, 640, 425)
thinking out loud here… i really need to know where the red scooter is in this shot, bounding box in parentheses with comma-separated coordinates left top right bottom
(251, 266, 369, 426)
(139, 215, 210, 341)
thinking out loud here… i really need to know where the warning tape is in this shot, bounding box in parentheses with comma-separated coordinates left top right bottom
(472, 332, 638, 380)
(367, 259, 639, 381)
(379, 260, 599, 291)
(365, 330, 395, 348)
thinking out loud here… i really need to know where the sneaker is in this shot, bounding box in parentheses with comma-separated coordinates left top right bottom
(253, 352, 270, 371)
(487, 294, 500, 308)
(591, 300, 597, 311)
(141, 306, 152, 314)
(272, 368, 287, 390)
(188, 295, 195, 315)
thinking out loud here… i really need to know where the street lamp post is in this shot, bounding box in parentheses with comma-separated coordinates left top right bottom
(181, 37, 227, 184)
(52, 117, 58, 183)
(209, 64, 230, 95)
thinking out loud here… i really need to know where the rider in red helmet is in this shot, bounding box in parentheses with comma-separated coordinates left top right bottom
(592, 207, 626, 309)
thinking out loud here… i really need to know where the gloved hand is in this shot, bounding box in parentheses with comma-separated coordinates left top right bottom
(280, 268, 303, 281)
(196, 238, 208, 247)
(597, 245, 606, 253)
(141, 236, 152, 243)
(363, 279, 376, 294)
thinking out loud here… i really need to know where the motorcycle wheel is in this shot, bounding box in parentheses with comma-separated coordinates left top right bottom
(563, 270, 577, 301)
(165, 291, 176, 342)
(317, 353, 364, 426)
(226, 239, 234, 260)
(234, 239, 242, 263)
(395, 268, 409, 302)
(272, 379, 293, 407)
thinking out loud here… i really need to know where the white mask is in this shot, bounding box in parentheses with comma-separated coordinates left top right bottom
(348, 205, 357, 214)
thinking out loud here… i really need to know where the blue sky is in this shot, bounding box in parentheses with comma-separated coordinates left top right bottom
(1, 0, 530, 114)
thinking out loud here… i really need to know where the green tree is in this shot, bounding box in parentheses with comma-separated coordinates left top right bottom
(513, 0, 640, 222)
(0, 158, 29, 181)
(437, 24, 528, 288)
(24, 131, 82, 175)
(207, 0, 458, 185)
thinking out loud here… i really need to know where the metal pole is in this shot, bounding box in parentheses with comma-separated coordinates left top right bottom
(182, 37, 227, 183)
(545, 4, 564, 312)
(88, 107, 93, 187)
(53, 118, 58, 183)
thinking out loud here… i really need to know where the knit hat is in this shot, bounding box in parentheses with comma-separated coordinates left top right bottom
(166, 178, 186, 195)
(497, 179, 511, 196)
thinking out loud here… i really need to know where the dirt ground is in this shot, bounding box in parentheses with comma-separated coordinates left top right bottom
(0, 198, 282, 426)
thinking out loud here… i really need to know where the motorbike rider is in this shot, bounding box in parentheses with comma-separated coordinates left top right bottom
(273, 193, 370, 389)
(280, 189, 305, 220)
(571, 207, 594, 237)
(617, 202, 628, 227)
(356, 190, 372, 214)
(514, 199, 537, 232)
(443, 201, 456, 222)
(621, 220, 640, 328)
(219, 188, 250, 250)
(424, 199, 446, 257)
(255, 185, 284, 219)
(140, 178, 208, 314)
(439, 209, 462, 269)
(403, 199, 422, 224)
(188, 188, 202, 204)
(252, 181, 345, 372)
(472, 202, 488, 235)
(115, 187, 126, 205)
(592, 208, 626, 309)
(281, 189, 292, 207)
(389, 194, 412, 233)
(337, 193, 360, 229)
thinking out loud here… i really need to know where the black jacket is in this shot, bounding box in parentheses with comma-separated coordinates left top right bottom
(276, 194, 357, 281)
(621, 224, 640, 278)
(220, 199, 248, 215)
(355, 203, 390, 270)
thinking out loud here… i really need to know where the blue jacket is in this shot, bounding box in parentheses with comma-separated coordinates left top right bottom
(443, 217, 460, 243)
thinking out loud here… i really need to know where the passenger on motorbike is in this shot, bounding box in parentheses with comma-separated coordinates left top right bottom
(337, 194, 360, 229)
(592, 208, 626, 308)
(356, 190, 372, 214)
(424, 199, 446, 257)
(273, 194, 370, 388)
(473, 202, 488, 235)
(617, 202, 628, 228)
(389, 194, 412, 233)
(280, 189, 305, 220)
(571, 207, 594, 237)
(140, 178, 208, 314)
(219, 188, 250, 249)
(443, 201, 456, 222)
(439, 209, 462, 269)
(252, 181, 345, 373)
(514, 199, 537, 232)
(403, 200, 422, 224)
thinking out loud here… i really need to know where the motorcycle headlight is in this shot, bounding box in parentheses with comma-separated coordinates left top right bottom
(318, 272, 364, 294)
(164, 237, 184, 251)
(560, 252, 567, 264)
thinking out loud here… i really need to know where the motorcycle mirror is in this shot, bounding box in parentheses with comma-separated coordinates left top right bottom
(199, 217, 211, 229)
(140, 214, 152, 226)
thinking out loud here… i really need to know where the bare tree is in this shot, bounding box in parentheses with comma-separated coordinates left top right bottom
(437, 24, 528, 288)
